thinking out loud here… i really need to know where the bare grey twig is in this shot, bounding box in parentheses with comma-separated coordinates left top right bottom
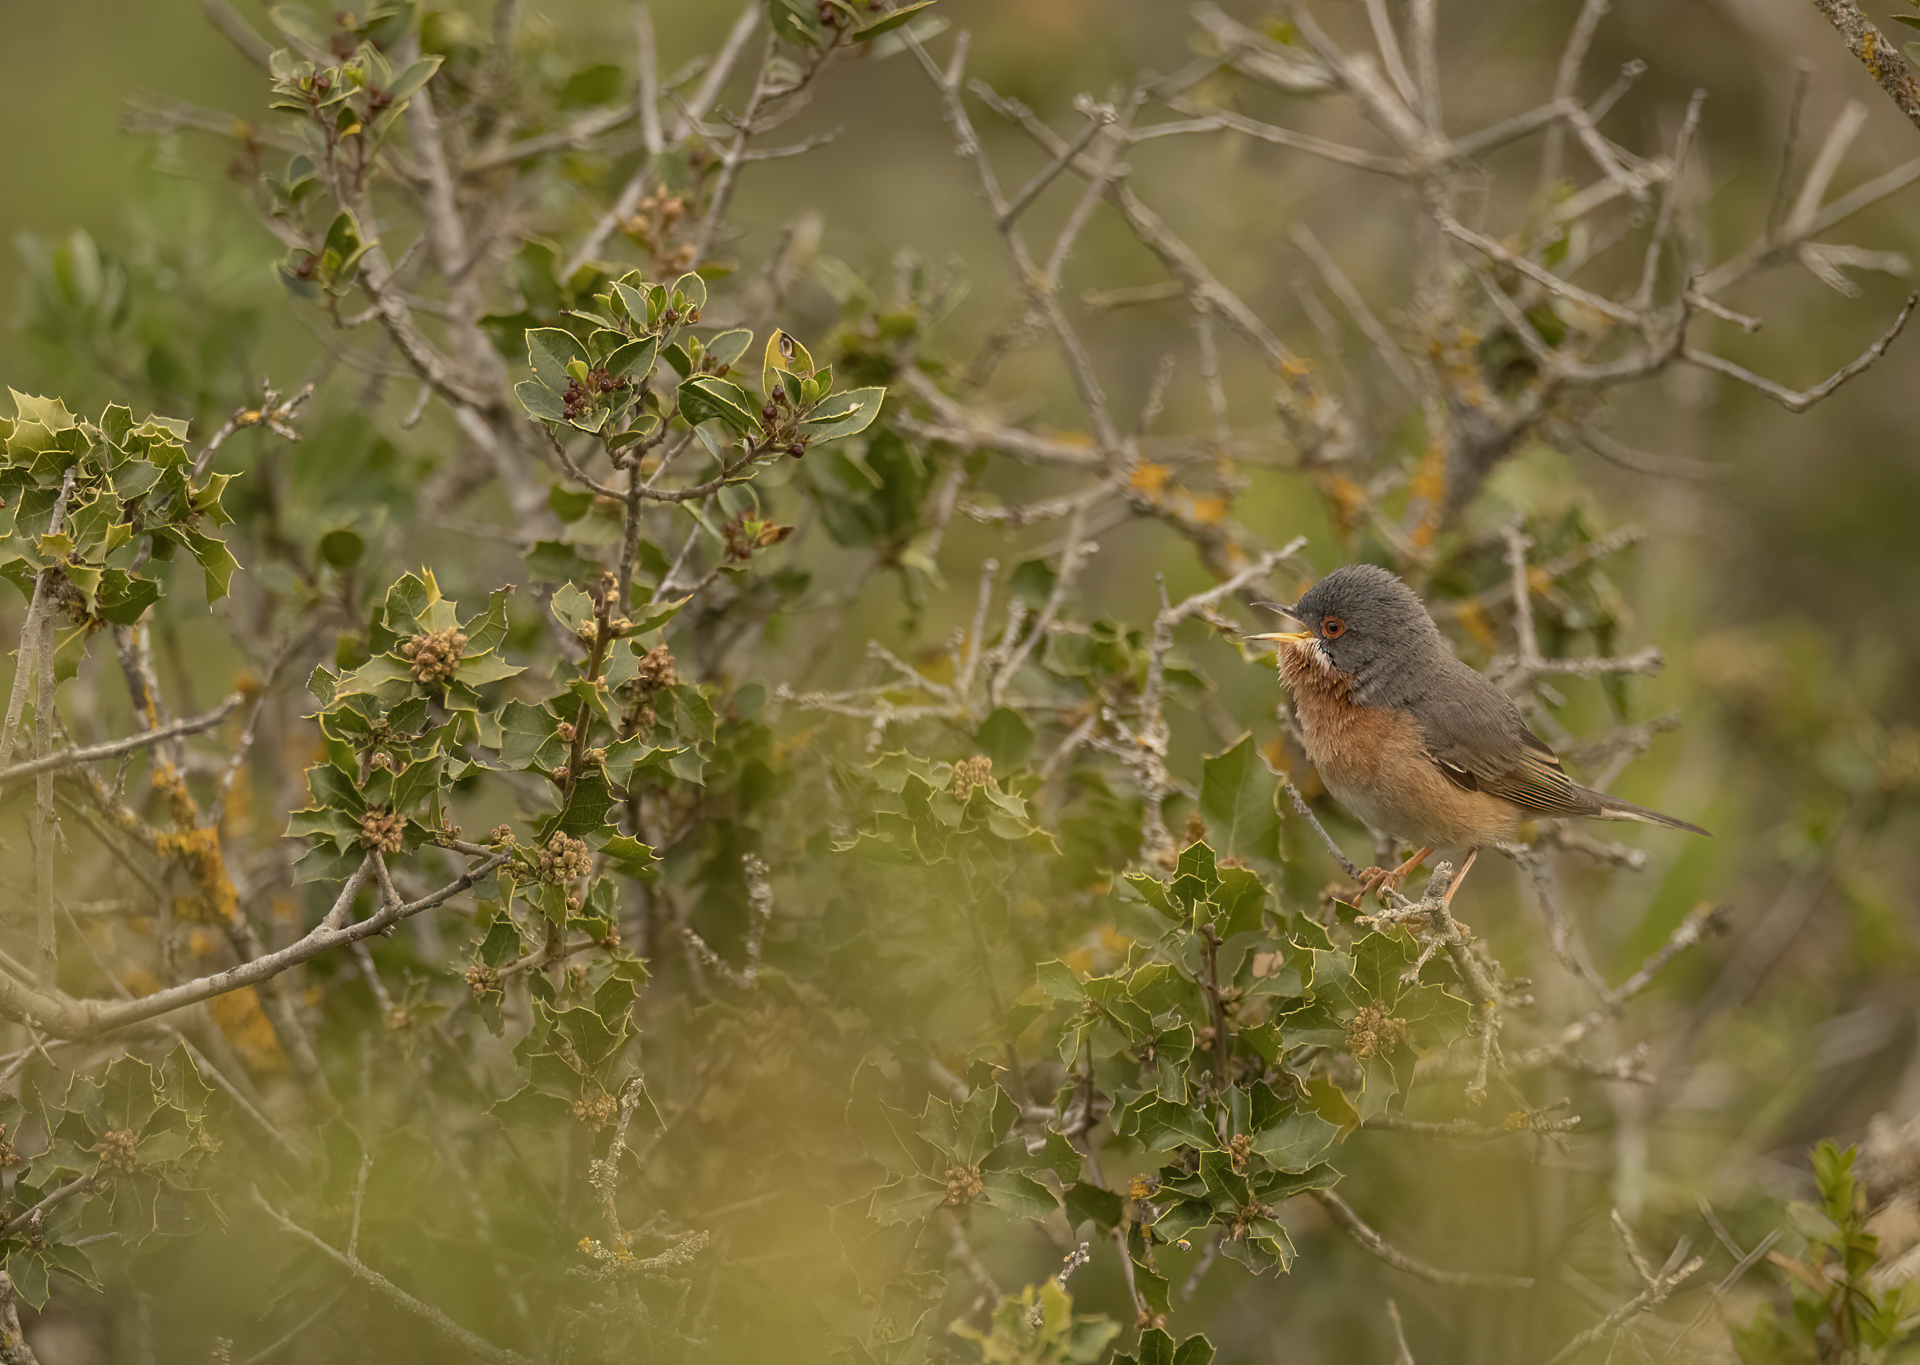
(1309, 1189, 1533, 1289)
(1812, 0, 1920, 132)
(251, 1188, 532, 1365)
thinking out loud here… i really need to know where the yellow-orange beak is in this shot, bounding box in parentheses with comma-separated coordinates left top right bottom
(1245, 631, 1313, 645)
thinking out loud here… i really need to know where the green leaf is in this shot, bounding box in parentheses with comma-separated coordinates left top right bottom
(1210, 865, 1268, 939)
(1035, 959, 1084, 1001)
(705, 328, 754, 368)
(94, 570, 162, 625)
(853, 1, 938, 40)
(477, 913, 523, 968)
(526, 327, 587, 393)
(1199, 733, 1281, 865)
(868, 1173, 948, 1226)
(559, 63, 625, 108)
(979, 1170, 1058, 1221)
(320, 209, 370, 281)
(605, 336, 659, 384)
(550, 583, 597, 635)
(499, 701, 566, 770)
(453, 653, 524, 687)
(525, 539, 604, 584)
(613, 281, 654, 331)
(1064, 1181, 1124, 1232)
(800, 387, 886, 445)
(1250, 1108, 1343, 1172)
(974, 706, 1033, 768)
(1124, 1095, 1218, 1152)
(1123, 870, 1177, 922)
(553, 770, 617, 836)
(762, 329, 815, 397)
(597, 833, 658, 878)
(1173, 1335, 1217, 1365)
(668, 271, 707, 317)
(385, 55, 443, 102)
(515, 379, 566, 424)
(679, 375, 758, 435)
(177, 528, 239, 602)
(293, 840, 370, 884)
(318, 527, 365, 567)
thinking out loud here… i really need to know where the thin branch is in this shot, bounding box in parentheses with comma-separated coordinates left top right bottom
(0, 1176, 93, 1238)
(1769, 59, 1817, 241)
(635, 2, 663, 159)
(1408, 0, 1439, 130)
(1432, 204, 1637, 322)
(34, 605, 58, 982)
(1631, 89, 1706, 312)
(1386, 1298, 1417, 1365)
(250, 1189, 532, 1365)
(921, 52, 1120, 458)
(1575, 426, 1728, 481)
(0, 693, 245, 792)
(1811, 0, 1920, 133)
(1291, 224, 1424, 403)
(1787, 101, 1869, 244)
(1522, 903, 1727, 1064)
(1000, 102, 1114, 229)
(1503, 521, 1541, 672)
(0, 853, 506, 1039)
(1283, 778, 1361, 879)
(1541, 1231, 1703, 1364)
(190, 382, 315, 481)
(1539, 0, 1609, 191)
(464, 101, 638, 172)
(234, 1292, 347, 1365)
(200, 0, 275, 69)
(990, 502, 1096, 705)
(1, 471, 77, 765)
(565, 3, 760, 275)
(1159, 104, 1409, 177)
(1309, 1189, 1533, 1289)
(1682, 289, 1919, 411)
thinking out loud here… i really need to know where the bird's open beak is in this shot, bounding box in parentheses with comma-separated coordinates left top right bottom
(1246, 602, 1306, 644)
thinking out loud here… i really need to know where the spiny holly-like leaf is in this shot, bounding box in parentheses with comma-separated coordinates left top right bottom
(597, 833, 658, 878)
(1199, 732, 1282, 866)
(979, 1170, 1058, 1221)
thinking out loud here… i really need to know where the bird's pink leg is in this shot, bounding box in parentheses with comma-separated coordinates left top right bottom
(1355, 846, 1434, 901)
(1440, 848, 1479, 906)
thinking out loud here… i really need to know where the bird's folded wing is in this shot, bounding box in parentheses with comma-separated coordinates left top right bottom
(1420, 692, 1601, 818)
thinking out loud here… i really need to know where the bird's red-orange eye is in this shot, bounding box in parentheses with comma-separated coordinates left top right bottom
(1321, 616, 1345, 639)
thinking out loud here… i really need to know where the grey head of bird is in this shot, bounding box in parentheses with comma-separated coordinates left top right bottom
(1254, 564, 1450, 697)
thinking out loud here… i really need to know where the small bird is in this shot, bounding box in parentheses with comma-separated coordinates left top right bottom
(1248, 563, 1707, 902)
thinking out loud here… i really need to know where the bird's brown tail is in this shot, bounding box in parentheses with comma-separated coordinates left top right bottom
(1593, 793, 1710, 837)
